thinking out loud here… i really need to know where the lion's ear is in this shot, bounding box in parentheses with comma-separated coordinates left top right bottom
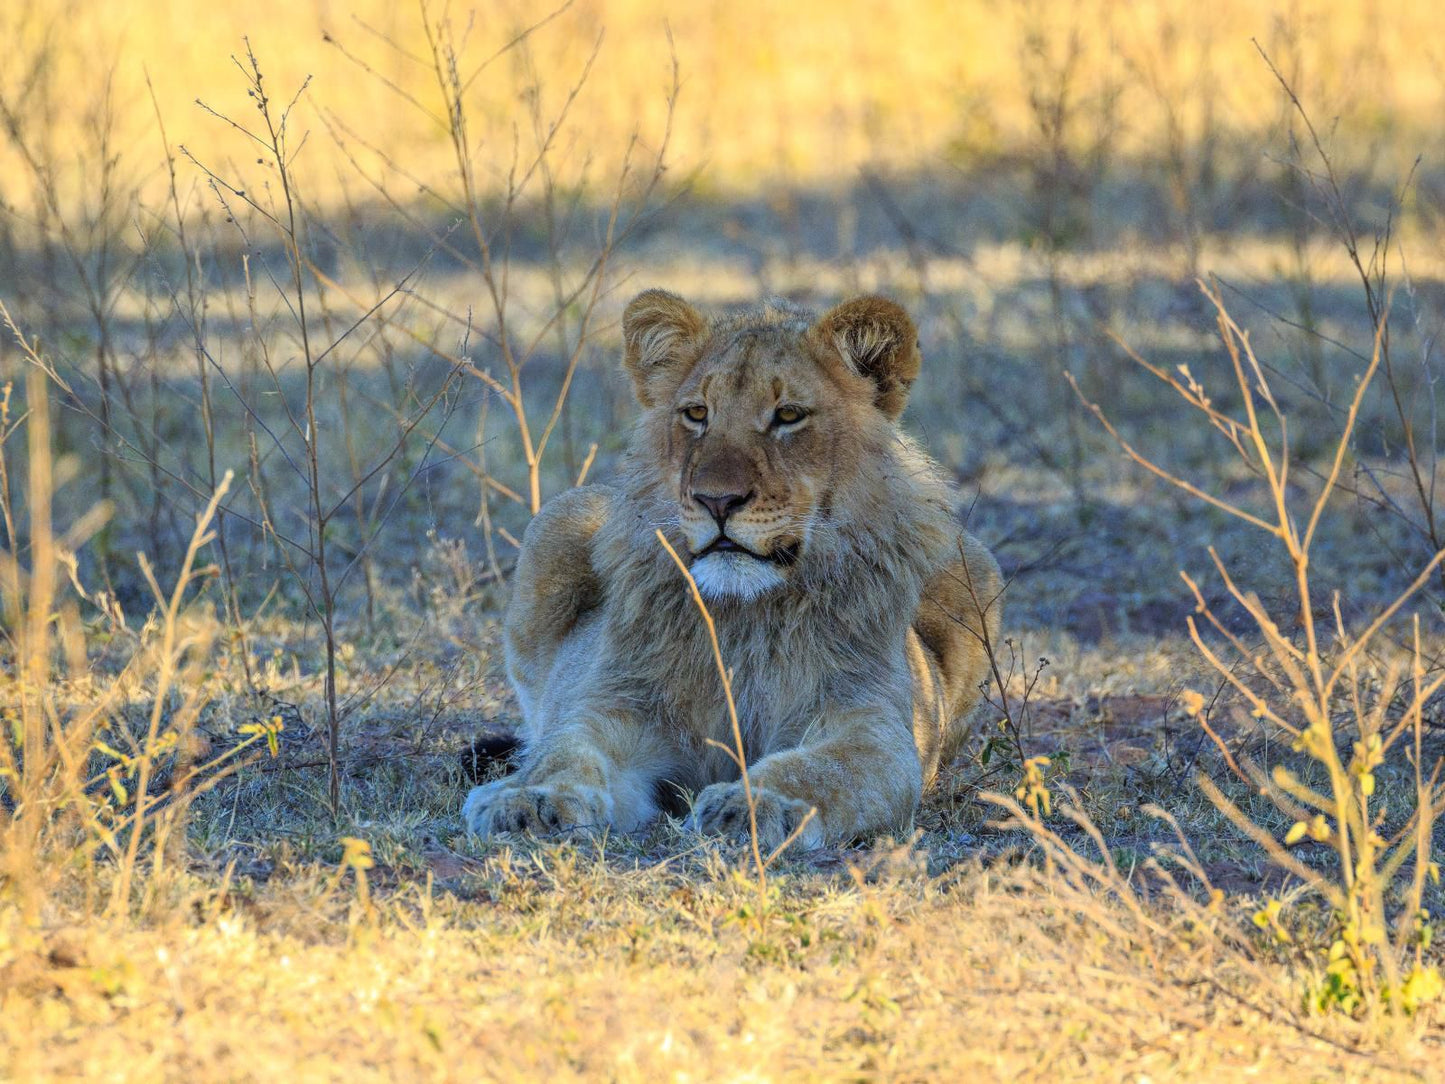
(809, 296, 921, 420)
(622, 289, 708, 408)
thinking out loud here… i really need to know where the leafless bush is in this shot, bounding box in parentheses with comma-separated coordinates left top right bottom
(322, 3, 678, 520)
(177, 41, 473, 813)
(1074, 281, 1443, 1017)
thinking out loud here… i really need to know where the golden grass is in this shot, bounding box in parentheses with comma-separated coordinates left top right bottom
(2, 845, 1437, 1082)
(4, 0, 1445, 211)
(3, 0, 1445, 1077)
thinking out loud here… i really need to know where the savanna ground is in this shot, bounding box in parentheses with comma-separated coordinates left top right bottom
(3, 1, 1445, 1079)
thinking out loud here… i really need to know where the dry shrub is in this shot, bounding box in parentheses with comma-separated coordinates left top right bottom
(0, 345, 275, 922)
(1067, 281, 1443, 1020)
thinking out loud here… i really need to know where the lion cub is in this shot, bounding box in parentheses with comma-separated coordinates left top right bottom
(463, 291, 1002, 849)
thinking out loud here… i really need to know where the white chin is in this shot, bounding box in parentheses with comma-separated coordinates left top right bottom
(690, 553, 787, 602)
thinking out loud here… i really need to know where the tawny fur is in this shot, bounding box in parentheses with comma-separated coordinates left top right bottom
(464, 291, 1003, 849)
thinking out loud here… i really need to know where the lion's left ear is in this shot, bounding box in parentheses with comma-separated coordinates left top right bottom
(808, 296, 921, 420)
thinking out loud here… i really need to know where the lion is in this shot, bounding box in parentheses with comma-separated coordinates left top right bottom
(462, 290, 1003, 850)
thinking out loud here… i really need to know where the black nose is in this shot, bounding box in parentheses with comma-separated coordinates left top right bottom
(694, 490, 753, 524)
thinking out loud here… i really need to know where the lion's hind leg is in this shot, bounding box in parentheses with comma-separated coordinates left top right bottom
(912, 531, 1004, 777)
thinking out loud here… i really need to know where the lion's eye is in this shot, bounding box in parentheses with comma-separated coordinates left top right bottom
(773, 405, 806, 426)
(682, 404, 708, 424)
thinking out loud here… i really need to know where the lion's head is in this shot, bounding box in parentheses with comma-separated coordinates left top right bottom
(621, 290, 937, 602)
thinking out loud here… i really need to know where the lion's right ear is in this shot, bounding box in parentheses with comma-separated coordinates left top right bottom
(622, 289, 708, 408)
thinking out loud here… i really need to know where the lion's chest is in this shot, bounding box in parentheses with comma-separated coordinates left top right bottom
(658, 610, 902, 769)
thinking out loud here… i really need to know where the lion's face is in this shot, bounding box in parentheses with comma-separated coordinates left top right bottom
(622, 292, 923, 601)
(669, 328, 835, 600)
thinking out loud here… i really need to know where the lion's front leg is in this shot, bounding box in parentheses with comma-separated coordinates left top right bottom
(689, 705, 921, 851)
(463, 715, 665, 839)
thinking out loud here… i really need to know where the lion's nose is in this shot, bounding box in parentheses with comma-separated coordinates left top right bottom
(694, 490, 753, 524)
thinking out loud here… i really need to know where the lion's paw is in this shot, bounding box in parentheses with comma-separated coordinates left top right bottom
(688, 782, 824, 852)
(463, 781, 612, 837)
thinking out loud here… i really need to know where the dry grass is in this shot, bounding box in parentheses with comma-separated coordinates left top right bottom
(3, 0, 1445, 1079)
(4, 843, 1440, 1082)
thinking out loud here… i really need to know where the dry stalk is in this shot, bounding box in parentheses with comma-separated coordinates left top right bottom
(655, 531, 816, 908)
(1254, 41, 1444, 596)
(180, 41, 468, 816)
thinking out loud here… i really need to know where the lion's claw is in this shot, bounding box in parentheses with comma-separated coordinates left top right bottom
(688, 782, 823, 852)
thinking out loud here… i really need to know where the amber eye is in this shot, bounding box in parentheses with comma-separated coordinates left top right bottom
(682, 404, 708, 424)
(773, 405, 806, 426)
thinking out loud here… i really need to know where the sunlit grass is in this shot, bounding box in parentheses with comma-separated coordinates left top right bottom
(2, 0, 1445, 1078)
(5, 0, 1445, 210)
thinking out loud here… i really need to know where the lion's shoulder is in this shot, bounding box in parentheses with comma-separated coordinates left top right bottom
(504, 485, 619, 693)
(511, 484, 617, 606)
(520, 484, 617, 546)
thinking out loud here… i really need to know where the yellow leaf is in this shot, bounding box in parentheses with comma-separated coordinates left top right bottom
(339, 837, 374, 871)
(1285, 821, 1308, 845)
(1400, 967, 1444, 1013)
